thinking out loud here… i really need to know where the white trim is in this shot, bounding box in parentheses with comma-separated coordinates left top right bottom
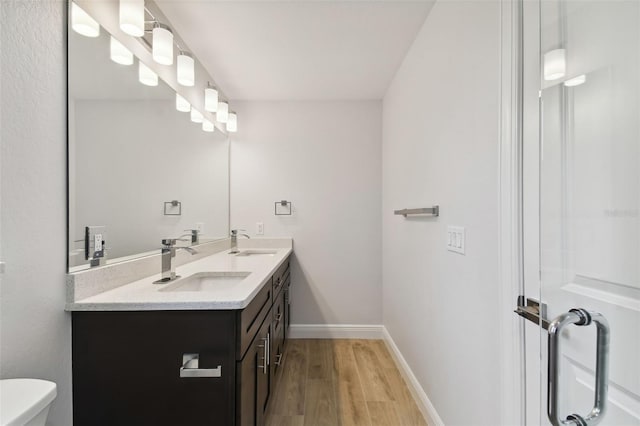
(382, 327, 445, 426)
(288, 324, 384, 339)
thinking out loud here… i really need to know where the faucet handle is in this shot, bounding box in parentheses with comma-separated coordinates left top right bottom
(231, 229, 246, 235)
(161, 238, 177, 247)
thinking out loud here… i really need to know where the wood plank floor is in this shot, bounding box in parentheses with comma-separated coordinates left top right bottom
(266, 339, 428, 426)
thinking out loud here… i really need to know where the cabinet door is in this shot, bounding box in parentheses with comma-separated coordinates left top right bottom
(237, 335, 258, 426)
(270, 289, 285, 382)
(256, 318, 271, 426)
(283, 277, 291, 342)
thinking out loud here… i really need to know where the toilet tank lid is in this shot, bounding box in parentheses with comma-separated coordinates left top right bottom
(0, 379, 57, 426)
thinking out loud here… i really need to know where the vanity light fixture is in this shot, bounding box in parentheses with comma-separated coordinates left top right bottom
(110, 36, 134, 65)
(226, 112, 237, 132)
(216, 101, 229, 123)
(190, 108, 203, 123)
(202, 119, 215, 133)
(564, 74, 586, 87)
(71, 2, 100, 38)
(204, 84, 218, 112)
(152, 23, 173, 65)
(176, 93, 190, 112)
(544, 48, 566, 81)
(119, 0, 145, 37)
(177, 52, 195, 86)
(138, 61, 158, 86)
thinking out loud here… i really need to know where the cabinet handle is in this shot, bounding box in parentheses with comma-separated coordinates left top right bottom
(275, 313, 283, 325)
(258, 334, 269, 375)
(274, 353, 283, 366)
(179, 354, 222, 378)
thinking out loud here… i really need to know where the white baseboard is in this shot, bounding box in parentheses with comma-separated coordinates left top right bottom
(382, 327, 445, 426)
(288, 324, 384, 339)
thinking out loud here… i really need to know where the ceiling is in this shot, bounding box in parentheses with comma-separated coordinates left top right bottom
(156, 0, 435, 101)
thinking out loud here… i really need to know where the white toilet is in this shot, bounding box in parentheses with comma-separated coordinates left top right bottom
(0, 379, 57, 426)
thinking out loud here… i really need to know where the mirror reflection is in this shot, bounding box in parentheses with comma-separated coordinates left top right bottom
(68, 18, 229, 271)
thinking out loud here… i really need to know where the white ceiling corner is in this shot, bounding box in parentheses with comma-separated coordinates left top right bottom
(155, 0, 435, 101)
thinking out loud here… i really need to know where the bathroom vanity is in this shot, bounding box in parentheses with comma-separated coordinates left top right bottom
(68, 244, 292, 426)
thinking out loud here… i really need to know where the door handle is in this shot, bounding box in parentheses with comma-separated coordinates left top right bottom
(547, 309, 610, 426)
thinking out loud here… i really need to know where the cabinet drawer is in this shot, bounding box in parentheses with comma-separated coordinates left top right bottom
(237, 281, 272, 359)
(272, 260, 290, 298)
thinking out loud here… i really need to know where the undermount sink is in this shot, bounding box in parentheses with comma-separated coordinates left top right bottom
(234, 250, 277, 257)
(159, 272, 251, 292)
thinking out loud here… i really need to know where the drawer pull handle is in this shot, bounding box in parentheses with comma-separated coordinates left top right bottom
(179, 354, 222, 378)
(274, 353, 283, 366)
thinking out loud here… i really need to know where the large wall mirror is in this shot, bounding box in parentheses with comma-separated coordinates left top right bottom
(68, 11, 229, 271)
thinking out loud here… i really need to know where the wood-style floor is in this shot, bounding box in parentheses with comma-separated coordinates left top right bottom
(266, 339, 428, 426)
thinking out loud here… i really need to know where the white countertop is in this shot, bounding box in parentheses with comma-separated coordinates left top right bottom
(66, 246, 292, 311)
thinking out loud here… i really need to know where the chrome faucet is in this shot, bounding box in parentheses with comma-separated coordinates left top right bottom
(229, 229, 250, 254)
(179, 229, 200, 245)
(153, 238, 198, 284)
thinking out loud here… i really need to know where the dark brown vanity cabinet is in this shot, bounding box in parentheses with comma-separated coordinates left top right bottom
(72, 256, 291, 426)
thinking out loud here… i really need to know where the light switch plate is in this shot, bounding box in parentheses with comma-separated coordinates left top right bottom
(447, 226, 465, 255)
(256, 222, 264, 235)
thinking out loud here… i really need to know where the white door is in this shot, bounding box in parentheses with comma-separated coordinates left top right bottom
(522, 0, 640, 425)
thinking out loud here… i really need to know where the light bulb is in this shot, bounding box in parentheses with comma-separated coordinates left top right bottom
(176, 93, 190, 112)
(544, 49, 566, 81)
(191, 108, 203, 123)
(152, 23, 173, 65)
(119, 0, 144, 37)
(216, 101, 229, 123)
(71, 3, 100, 38)
(226, 112, 237, 132)
(138, 61, 158, 86)
(202, 119, 215, 133)
(205, 85, 218, 112)
(177, 52, 195, 86)
(564, 74, 586, 87)
(110, 36, 133, 65)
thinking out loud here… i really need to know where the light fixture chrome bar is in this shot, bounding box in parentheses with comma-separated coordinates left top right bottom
(394, 206, 439, 217)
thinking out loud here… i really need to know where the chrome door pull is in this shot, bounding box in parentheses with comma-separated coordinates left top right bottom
(179, 354, 222, 378)
(547, 309, 610, 426)
(258, 334, 269, 374)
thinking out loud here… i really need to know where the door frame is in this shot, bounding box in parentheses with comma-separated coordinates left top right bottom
(499, 0, 528, 424)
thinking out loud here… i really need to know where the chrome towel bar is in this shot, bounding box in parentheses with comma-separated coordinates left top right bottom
(394, 206, 439, 217)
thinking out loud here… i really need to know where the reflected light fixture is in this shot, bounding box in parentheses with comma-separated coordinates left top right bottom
(71, 2, 100, 38)
(152, 23, 173, 65)
(544, 48, 566, 81)
(177, 52, 195, 86)
(191, 108, 203, 123)
(119, 0, 145, 37)
(176, 93, 190, 112)
(204, 84, 218, 112)
(216, 101, 229, 123)
(226, 112, 237, 132)
(138, 61, 158, 86)
(564, 74, 586, 87)
(202, 119, 215, 133)
(110, 36, 133, 65)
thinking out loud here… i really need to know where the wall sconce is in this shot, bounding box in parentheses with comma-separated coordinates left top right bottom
(138, 61, 158, 86)
(110, 36, 133, 65)
(544, 48, 566, 81)
(71, 2, 100, 38)
(119, 0, 145, 37)
(177, 51, 195, 86)
(217, 101, 229, 123)
(226, 112, 237, 132)
(205, 84, 218, 112)
(152, 23, 173, 65)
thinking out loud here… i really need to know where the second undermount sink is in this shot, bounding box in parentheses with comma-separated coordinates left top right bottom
(159, 272, 251, 292)
(234, 250, 277, 257)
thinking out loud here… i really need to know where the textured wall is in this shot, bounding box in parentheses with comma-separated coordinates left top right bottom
(0, 1, 72, 425)
(382, 2, 501, 424)
(230, 101, 383, 326)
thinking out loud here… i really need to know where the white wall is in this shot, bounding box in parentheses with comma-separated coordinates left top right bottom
(0, 1, 72, 425)
(230, 101, 382, 325)
(382, 2, 501, 424)
(71, 100, 229, 265)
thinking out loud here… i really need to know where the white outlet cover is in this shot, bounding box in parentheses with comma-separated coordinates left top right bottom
(256, 222, 264, 235)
